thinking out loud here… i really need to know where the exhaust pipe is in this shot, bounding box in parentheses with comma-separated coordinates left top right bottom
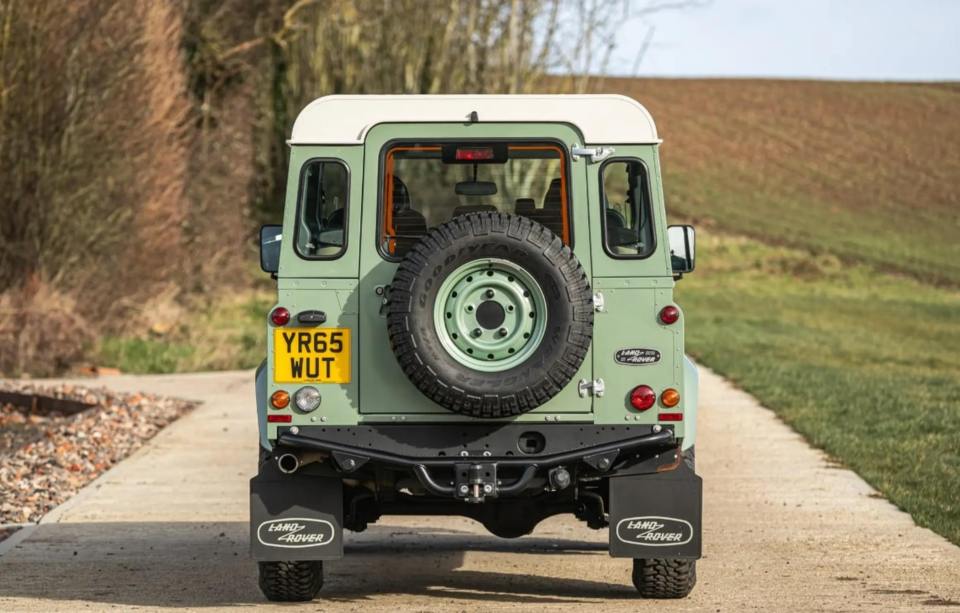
(276, 452, 300, 474)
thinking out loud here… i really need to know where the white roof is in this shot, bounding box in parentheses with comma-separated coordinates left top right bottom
(289, 94, 659, 145)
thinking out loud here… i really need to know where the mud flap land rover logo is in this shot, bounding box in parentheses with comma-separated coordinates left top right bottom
(616, 516, 693, 546)
(257, 518, 335, 548)
(615, 348, 661, 365)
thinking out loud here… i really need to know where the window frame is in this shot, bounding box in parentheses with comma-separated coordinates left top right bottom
(375, 138, 574, 262)
(597, 156, 658, 260)
(292, 157, 351, 261)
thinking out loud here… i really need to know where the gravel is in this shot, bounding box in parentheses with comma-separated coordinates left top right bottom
(0, 382, 194, 531)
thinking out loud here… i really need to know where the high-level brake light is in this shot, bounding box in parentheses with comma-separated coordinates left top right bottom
(455, 147, 495, 161)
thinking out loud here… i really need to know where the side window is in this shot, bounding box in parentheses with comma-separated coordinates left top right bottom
(296, 160, 348, 259)
(600, 160, 655, 258)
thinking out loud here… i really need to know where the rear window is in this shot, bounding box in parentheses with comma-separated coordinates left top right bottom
(380, 142, 570, 258)
(295, 159, 348, 259)
(600, 159, 655, 258)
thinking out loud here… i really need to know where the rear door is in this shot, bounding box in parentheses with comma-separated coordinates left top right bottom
(356, 122, 594, 420)
(586, 146, 683, 430)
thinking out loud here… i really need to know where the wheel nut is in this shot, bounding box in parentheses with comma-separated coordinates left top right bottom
(498, 327, 508, 337)
(472, 328, 482, 337)
(485, 289, 495, 298)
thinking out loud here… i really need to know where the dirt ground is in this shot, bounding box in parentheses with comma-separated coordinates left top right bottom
(0, 368, 958, 612)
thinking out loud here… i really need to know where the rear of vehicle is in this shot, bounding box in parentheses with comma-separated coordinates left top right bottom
(251, 95, 700, 601)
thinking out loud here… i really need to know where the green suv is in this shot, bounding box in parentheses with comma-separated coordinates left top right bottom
(251, 94, 700, 601)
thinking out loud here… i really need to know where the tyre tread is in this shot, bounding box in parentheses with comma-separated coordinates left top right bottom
(257, 560, 323, 602)
(631, 558, 697, 599)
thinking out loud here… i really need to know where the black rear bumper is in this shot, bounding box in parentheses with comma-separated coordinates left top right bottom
(275, 423, 679, 501)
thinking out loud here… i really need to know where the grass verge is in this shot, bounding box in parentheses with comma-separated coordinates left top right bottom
(96, 289, 273, 374)
(677, 231, 960, 544)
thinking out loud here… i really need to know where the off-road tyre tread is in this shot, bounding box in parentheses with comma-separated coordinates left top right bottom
(257, 560, 323, 602)
(388, 212, 593, 418)
(632, 558, 697, 599)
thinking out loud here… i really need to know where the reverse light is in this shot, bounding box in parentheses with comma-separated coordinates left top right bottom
(660, 388, 680, 408)
(629, 385, 656, 411)
(294, 386, 321, 412)
(270, 390, 290, 409)
(271, 306, 290, 326)
(659, 305, 680, 325)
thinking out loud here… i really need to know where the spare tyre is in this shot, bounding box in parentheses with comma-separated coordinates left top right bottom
(387, 212, 593, 418)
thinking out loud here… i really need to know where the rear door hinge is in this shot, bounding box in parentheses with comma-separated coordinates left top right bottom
(578, 378, 605, 398)
(376, 285, 391, 316)
(571, 144, 615, 163)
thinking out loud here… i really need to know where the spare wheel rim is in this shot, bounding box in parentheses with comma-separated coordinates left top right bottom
(433, 258, 548, 372)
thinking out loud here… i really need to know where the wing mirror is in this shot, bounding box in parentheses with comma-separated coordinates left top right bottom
(259, 225, 282, 274)
(667, 225, 695, 275)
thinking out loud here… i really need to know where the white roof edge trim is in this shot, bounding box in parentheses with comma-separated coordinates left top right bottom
(289, 94, 659, 145)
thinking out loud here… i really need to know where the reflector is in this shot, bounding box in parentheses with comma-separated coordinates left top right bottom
(267, 414, 292, 423)
(271, 307, 290, 326)
(658, 412, 683, 422)
(659, 305, 680, 325)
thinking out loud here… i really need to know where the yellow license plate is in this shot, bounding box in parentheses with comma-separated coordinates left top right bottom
(273, 328, 351, 383)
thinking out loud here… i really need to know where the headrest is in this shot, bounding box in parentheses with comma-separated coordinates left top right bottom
(392, 176, 411, 210)
(605, 209, 625, 229)
(543, 178, 563, 209)
(515, 198, 536, 214)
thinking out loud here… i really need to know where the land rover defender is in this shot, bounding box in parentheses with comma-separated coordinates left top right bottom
(252, 94, 700, 601)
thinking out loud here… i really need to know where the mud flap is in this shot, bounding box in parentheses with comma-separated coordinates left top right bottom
(250, 471, 343, 561)
(608, 462, 702, 559)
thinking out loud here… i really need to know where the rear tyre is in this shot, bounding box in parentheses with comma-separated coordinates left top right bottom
(257, 560, 323, 602)
(631, 558, 696, 599)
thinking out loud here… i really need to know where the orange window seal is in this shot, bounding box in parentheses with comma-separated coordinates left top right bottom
(383, 146, 440, 253)
(382, 144, 571, 251)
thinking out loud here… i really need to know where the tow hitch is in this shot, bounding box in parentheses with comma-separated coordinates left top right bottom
(457, 463, 497, 503)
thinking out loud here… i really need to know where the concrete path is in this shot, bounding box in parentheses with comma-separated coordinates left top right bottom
(1, 368, 958, 611)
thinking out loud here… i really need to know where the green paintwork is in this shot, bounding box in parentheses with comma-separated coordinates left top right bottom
(434, 258, 547, 371)
(263, 121, 693, 445)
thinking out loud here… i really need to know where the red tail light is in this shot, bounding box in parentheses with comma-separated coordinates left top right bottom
(629, 385, 656, 411)
(270, 307, 290, 326)
(659, 305, 680, 325)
